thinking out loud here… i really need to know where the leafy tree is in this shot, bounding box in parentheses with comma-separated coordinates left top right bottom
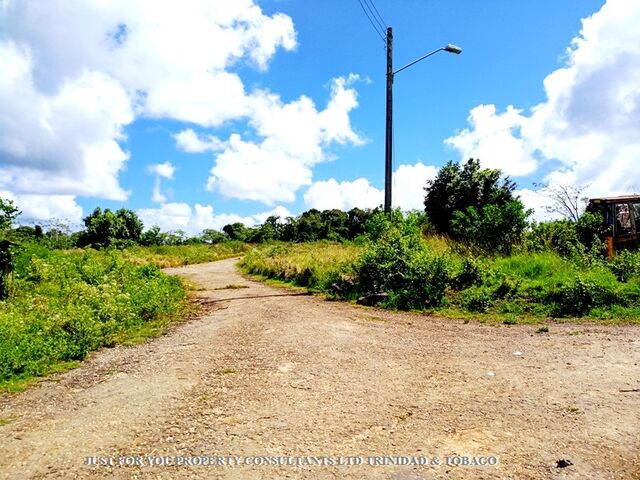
(222, 223, 250, 241)
(296, 209, 324, 242)
(346, 207, 368, 238)
(165, 230, 187, 245)
(243, 227, 262, 243)
(115, 208, 144, 242)
(140, 226, 168, 246)
(321, 209, 349, 239)
(424, 158, 530, 252)
(279, 217, 297, 241)
(0, 198, 20, 232)
(0, 198, 19, 299)
(451, 200, 530, 254)
(575, 211, 608, 250)
(78, 207, 144, 248)
(13, 226, 37, 242)
(200, 229, 228, 244)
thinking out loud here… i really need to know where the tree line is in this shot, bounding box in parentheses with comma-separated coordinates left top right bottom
(4, 158, 605, 255)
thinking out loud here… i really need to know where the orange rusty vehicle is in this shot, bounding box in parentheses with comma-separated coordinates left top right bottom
(586, 195, 640, 257)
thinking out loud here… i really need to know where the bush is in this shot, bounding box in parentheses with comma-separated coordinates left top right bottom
(355, 228, 449, 309)
(575, 212, 608, 250)
(545, 278, 619, 316)
(451, 257, 483, 290)
(459, 286, 493, 313)
(424, 158, 530, 253)
(524, 212, 607, 258)
(608, 250, 640, 282)
(0, 246, 188, 384)
(450, 200, 529, 254)
(525, 220, 580, 256)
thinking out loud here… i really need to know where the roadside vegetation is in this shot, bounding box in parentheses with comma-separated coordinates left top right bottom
(1, 157, 638, 389)
(241, 222, 640, 323)
(241, 159, 640, 323)
(0, 245, 187, 391)
(0, 200, 248, 390)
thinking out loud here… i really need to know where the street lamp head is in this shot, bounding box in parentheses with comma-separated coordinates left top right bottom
(444, 44, 462, 54)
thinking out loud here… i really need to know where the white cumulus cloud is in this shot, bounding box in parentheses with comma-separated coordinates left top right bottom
(147, 162, 175, 180)
(303, 162, 436, 212)
(173, 129, 225, 154)
(0, 190, 83, 224)
(146, 161, 176, 203)
(206, 75, 364, 205)
(304, 178, 383, 211)
(393, 162, 438, 211)
(446, 0, 640, 217)
(0, 0, 297, 211)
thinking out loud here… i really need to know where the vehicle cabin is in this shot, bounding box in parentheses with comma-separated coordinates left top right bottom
(587, 195, 640, 257)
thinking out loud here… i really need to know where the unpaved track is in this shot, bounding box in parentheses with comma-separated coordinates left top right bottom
(1, 258, 639, 479)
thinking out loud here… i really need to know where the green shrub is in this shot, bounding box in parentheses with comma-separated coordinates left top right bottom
(450, 200, 529, 254)
(459, 286, 493, 313)
(355, 228, 449, 309)
(525, 220, 580, 256)
(608, 250, 640, 282)
(524, 213, 606, 258)
(451, 257, 483, 290)
(545, 278, 619, 316)
(0, 247, 188, 385)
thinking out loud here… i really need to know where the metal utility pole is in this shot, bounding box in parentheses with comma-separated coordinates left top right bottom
(383, 29, 462, 214)
(384, 27, 393, 213)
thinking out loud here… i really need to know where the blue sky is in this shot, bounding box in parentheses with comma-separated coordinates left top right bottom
(1, 0, 639, 232)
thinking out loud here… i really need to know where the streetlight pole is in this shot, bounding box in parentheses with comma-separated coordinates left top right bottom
(384, 27, 394, 214)
(384, 28, 462, 213)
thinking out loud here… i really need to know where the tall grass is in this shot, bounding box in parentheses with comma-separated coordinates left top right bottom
(240, 238, 640, 323)
(239, 241, 363, 290)
(122, 241, 249, 268)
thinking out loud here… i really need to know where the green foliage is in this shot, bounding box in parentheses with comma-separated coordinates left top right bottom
(139, 226, 166, 246)
(525, 220, 580, 256)
(424, 158, 530, 252)
(241, 231, 640, 322)
(240, 241, 361, 292)
(222, 222, 250, 241)
(0, 198, 21, 299)
(355, 227, 449, 309)
(424, 158, 518, 232)
(451, 200, 529, 254)
(575, 211, 608, 249)
(459, 286, 493, 313)
(78, 207, 144, 248)
(545, 278, 618, 316)
(0, 246, 189, 385)
(608, 250, 640, 282)
(451, 257, 482, 290)
(199, 228, 229, 244)
(0, 198, 20, 232)
(524, 211, 607, 260)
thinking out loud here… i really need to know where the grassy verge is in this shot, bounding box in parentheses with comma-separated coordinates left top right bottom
(0, 244, 213, 392)
(239, 241, 363, 291)
(122, 241, 249, 267)
(240, 240, 640, 324)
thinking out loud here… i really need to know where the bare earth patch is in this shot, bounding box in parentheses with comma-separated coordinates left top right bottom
(1, 258, 639, 479)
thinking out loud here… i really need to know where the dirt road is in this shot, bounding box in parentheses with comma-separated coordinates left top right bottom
(1, 258, 639, 479)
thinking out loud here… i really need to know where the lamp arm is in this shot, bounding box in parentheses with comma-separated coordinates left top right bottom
(393, 47, 444, 76)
